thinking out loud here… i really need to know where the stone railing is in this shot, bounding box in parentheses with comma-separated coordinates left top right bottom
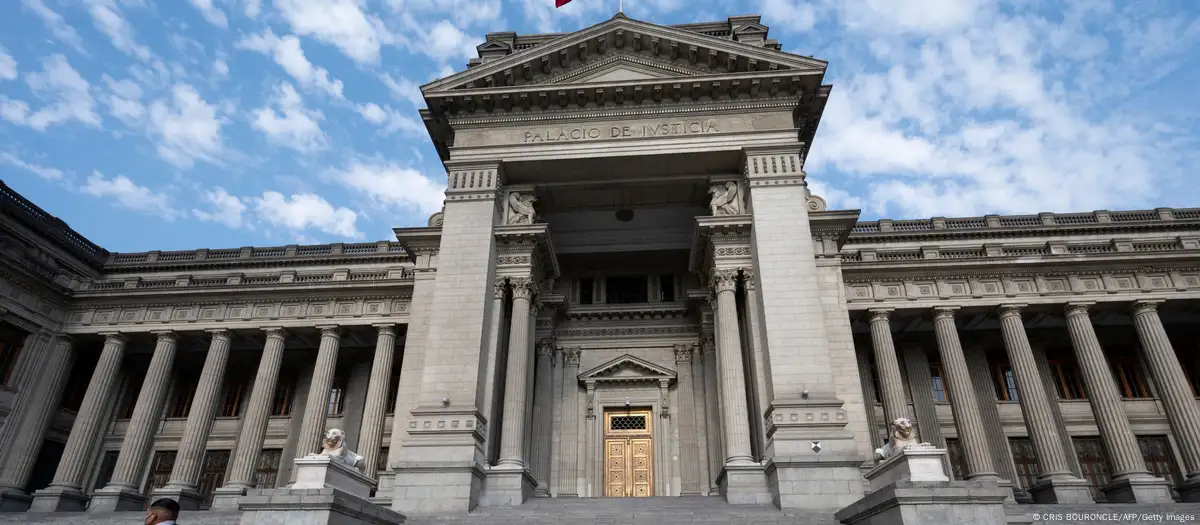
(79, 267, 414, 291)
(844, 237, 1200, 264)
(0, 180, 108, 264)
(849, 208, 1200, 235)
(105, 241, 408, 267)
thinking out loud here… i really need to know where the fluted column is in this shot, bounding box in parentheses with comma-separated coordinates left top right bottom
(91, 331, 179, 510)
(741, 271, 772, 460)
(0, 335, 73, 503)
(358, 324, 397, 477)
(531, 338, 555, 496)
(931, 308, 998, 480)
(1132, 301, 1200, 489)
(219, 329, 287, 494)
(482, 278, 508, 464)
(675, 344, 703, 495)
(498, 277, 535, 467)
(712, 270, 754, 465)
(157, 330, 231, 508)
(997, 306, 1093, 503)
(868, 309, 909, 425)
(556, 348, 582, 497)
(295, 326, 342, 458)
(1064, 303, 1172, 503)
(700, 335, 721, 494)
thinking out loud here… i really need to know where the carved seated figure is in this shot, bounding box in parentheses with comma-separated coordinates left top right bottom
(874, 417, 931, 460)
(318, 428, 365, 472)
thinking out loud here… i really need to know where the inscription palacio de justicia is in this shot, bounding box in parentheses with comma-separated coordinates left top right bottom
(523, 119, 719, 143)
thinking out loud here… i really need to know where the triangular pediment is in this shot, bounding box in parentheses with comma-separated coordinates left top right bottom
(422, 14, 827, 95)
(579, 354, 676, 385)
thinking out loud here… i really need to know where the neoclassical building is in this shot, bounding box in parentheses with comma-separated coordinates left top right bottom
(1, 13, 1199, 520)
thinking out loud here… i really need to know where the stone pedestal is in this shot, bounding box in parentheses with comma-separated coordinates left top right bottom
(485, 466, 535, 506)
(1102, 476, 1176, 504)
(27, 485, 90, 512)
(718, 463, 771, 505)
(84, 485, 146, 512)
(1029, 477, 1100, 504)
(0, 488, 32, 512)
(836, 447, 1008, 525)
(151, 485, 206, 512)
(236, 455, 404, 525)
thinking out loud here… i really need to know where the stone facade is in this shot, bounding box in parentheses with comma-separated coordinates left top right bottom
(1, 13, 1199, 522)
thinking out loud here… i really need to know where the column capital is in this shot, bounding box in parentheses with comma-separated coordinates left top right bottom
(152, 331, 178, 343)
(997, 304, 1027, 320)
(493, 277, 508, 299)
(317, 325, 341, 338)
(373, 324, 397, 337)
(1064, 302, 1094, 318)
(51, 333, 73, 345)
(1131, 300, 1163, 316)
(700, 335, 716, 355)
(742, 270, 757, 291)
(673, 344, 694, 363)
(868, 308, 893, 323)
(510, 276, 536, 300)
(261, 327, 288, 341)
(931, 306, 958, 321)
(562, 347, 582, 366)
(710, 269, 739, 294)
(100, 332, 127, 345)
(205, 329, 232, 342)
(536, 338, 556, 358)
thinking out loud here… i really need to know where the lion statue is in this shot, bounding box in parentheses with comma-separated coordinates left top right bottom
(874, 417, 930, 460)
(319, 428, 365, 472)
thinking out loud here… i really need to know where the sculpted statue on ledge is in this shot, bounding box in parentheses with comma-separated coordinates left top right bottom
(507, 192, 538, 225)
(708, 182, 741, 216)
(874, 417, 932, 460)
(317, 428, 365, 472)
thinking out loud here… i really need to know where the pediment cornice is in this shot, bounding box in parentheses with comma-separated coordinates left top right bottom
(578, 353, 677, 385)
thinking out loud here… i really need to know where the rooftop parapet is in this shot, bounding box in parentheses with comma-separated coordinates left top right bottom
(105, 241, 409, 269)
(849, 208, 1200, 236)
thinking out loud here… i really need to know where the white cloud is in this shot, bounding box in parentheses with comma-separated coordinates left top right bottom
(147, 84, 225, 168)
(0, 152, 64, 180)
(0, 48, 15, 80)
(192, 187, 247, 228)
(252, 83, 328, 152)
(244, 0, 262, 18)
(101, 74, 145, 124)
(325, 161, 446, 217)
(21, 0, 87, 53)
(213, 58, 229, 78)
(386, 0, 503, 29)
(253, 191, 361, 238)
(237, 30, 345, 98)
(381, 74, 424, 108)
(356, 102, 425, 137)
(83, 0, 152, 61)
(0, 54, 100, 131)
(188, 0, 228, 27)
(273, 0, 393, 64)
(400, 18, 477, 63)
(83, 171, 178, 220)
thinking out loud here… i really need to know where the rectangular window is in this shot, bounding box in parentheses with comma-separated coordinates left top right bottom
(658, 274, 675, 302)
(140, 451, 176, 504)
(945, 438, 966, 480)
(1073, 437, 1112, 502)
(870, 367, 882, 404)
(930, 363, 948, 402)
(1138, 436, 1182, 487)
(197, 450, 230, 509)
(118, 361, 150, 419)
(994, 364, 1019, 401)
(327, 371, 349, 416)
(605, 275, 648, 304)
(1177, 349, 1200, 397)
(1048, 356, 1087, 400)
(92, 451, 120, 491)
(578, 277, 594, 305)
(0, 327, 25, 387)
(61, 359, 92, 411)
(219, 373, 248, 417)
(1111, 357, 1150, 398)
(271, 371, 295, 416)
(253, 449, 283, 489)
(1009, 437, 1039, 490)
(167, 372, 199, 418)
(377, 447, 389, 473)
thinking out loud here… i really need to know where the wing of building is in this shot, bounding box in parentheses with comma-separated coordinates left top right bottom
(2, 12, 1200, 522)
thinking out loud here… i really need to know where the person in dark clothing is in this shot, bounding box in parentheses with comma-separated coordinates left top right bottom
(145, 498, 180, 525)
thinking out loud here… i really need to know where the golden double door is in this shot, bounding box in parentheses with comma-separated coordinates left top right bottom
(604, 409, 653, 497)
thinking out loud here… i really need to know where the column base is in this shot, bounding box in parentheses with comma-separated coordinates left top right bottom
(210, 485, 250, 510)
(835, 480, 1009, 525)
(1103, 476, 1175, 504)
(29, 485, 90, 512)
(86, 484, 146, 512)
(151, 483, 207, 511)
(0, 488, 32, 512)
(485, 465, 535, 506)
(1029, 475, 1096, 504)
(239, 487, 405, 525)
(765, 458, 865, 510)
(718, 462, 771, 505)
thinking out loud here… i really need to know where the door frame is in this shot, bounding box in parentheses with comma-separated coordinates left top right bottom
(589, 396, 670, 497)
(603, 408, 655, 497)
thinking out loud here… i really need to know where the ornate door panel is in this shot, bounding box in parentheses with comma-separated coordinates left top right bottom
(604, 409, 653, 497)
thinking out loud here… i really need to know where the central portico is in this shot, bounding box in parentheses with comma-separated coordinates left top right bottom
(388, 13, 868, 517)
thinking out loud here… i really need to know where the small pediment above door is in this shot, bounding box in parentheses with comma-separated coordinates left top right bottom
(579, 353, 676, 386)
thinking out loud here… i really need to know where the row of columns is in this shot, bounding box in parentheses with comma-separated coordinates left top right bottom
(14, 324, 399, 512)
(868, 301, 1200, 504)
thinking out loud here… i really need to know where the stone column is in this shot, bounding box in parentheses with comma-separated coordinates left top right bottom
(711, 270, 754, 465)
(997, 306, 1093, 503)
(91, 331, 179, 512)
(692, 345, 712, 495)
(492, 277, 537, 504)
(868, 309, 909, 425)
(295, 326, 341, 459)
(358, 324, 397, 477)
(584, 382, 597, 497)
(700, 335, 722, 495)
(31, 333, 127, 511)
(530, 338, 555, 497)
(481, 278, 508, 464)
(900, 346, 944, 449)
(0, 330, 50, 442)
(1064, 303, 1173, 502)
(1131, 301, 1200, 500)
(0, 335, 73, 512)
(930, 308, 999, 481)
(556, 348, 582, 497)
(156, 330, 232, 510)
(674, 344, 703, 495)
(212, 328, 287, 508)
(742, 271, 772, 460)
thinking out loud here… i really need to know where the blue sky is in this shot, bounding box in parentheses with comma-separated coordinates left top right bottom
(1, 0, 1197, 252)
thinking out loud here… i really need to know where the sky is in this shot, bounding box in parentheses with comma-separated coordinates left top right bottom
(1, 0, 1198, 253)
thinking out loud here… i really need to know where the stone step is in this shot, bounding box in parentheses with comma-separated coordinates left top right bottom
(406, 497, 841, 525)
(0, 510, 241, 525)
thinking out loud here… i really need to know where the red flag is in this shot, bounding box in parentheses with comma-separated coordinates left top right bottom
(556, 0, 571, 6)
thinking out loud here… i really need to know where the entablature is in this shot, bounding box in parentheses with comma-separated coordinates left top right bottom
(102, 241, 411, 273)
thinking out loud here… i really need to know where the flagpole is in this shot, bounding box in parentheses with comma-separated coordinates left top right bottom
(619, 0, 622, 12)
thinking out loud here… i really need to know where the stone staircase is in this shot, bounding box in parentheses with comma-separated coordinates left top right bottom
(0, 509, 241, 525)
(406, 496, 842, 525)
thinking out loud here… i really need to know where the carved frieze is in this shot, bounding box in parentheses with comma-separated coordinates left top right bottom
(554, 325, 698, 339)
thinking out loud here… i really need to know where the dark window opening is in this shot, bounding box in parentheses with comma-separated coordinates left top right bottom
(271, 370, 296, 416)
(0, 326, 26, 387)
(253, 449, 283, 489)
(1139, 435, 1182, 489)
(92, 451, 120, 491)
(1074, 437, 1112, 502)
(930, 363, 948, 402)
(945, 438, 966, 480)
(219, 373, 249, 417)
(1009, 437, 1039, 489)
(994, 364, 1019, 401)
(140, 451, 176, 505)
(197, 450, 230, 509)
(1048, 353, 1087, 399)
(659, 274, 675, 302)
(1111, 356, 1150, 399)
(605, 276, 648, 304)
(167, 372, 199, 418)
(327, 371, 349, 416)
(386, 370, 401, 415)
(579, 278, 594, 305)
(118, 360, 150, 419)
